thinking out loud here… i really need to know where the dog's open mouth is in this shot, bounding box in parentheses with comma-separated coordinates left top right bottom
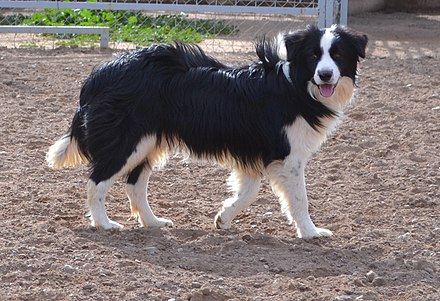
(319, 84, 335, 97)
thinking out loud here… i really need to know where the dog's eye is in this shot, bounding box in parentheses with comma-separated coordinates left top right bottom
(332, 49, 341, 58)
(311, 53, 318, 60)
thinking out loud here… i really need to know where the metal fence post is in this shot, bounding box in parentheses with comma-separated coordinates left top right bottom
(318, 0, 326, 28)
(319, 0, 348, 28)
(325, 0, 334, 27)
(339, 0, 348, 25)
(332, 0, 348, 25)
(100, 27, 109, 48)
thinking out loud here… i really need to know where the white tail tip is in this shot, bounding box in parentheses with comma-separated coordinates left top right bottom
(46, 136, 85, 169)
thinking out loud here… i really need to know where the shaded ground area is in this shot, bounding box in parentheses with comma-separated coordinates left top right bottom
(0, 11, 439, 301)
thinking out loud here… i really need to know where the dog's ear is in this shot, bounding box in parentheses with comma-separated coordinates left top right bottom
(338, 26, 368, 59)
(283, 25, 319, 61)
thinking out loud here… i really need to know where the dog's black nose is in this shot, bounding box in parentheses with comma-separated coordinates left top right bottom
(318, 69, 333, 82)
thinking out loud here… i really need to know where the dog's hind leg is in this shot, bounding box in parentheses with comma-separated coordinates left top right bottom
(87, 177, 123, 230)
(266, 159, 333, 239)
(126, 162, 173, 228)
(214, 171, 261, 229)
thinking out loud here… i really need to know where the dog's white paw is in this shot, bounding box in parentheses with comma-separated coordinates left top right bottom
(214, 212, 232, 229)
(143, 217, 174, 228)
(91, 219, 124, 230)
(298, 227, 333, 239)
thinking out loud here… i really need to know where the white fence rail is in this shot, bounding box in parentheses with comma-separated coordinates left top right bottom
(0, 25, 110, 47)
(0, 0, 319, 15)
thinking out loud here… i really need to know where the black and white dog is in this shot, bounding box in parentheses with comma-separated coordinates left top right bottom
(47, 25, 367, 239)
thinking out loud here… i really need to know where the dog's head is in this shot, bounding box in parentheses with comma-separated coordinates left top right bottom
(278, 25, 368, 108)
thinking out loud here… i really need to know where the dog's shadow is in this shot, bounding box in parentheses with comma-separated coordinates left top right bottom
(73, 226, 377, 279)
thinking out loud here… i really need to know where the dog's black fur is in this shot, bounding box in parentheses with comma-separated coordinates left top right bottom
(72, 26, 366, 185)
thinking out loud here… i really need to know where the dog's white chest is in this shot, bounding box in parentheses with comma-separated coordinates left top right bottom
(284, 115, 341, 159)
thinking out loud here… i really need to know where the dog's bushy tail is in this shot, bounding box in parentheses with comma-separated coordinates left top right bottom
(46, 110, 87, 169)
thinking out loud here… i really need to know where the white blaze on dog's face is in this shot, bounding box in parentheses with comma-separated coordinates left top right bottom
(314, 26, 341, 98)
(280, 25, 368, 111)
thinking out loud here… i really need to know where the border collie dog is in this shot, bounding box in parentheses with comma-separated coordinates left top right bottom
(47, 25, 367, 239)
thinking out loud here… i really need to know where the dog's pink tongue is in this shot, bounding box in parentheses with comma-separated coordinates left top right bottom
(319, 84, 334, 97)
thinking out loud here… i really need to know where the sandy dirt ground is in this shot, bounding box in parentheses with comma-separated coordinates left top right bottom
(0, 11, 439, 301)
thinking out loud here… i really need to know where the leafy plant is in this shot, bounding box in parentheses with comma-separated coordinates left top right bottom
(15, 7, 237, 46)
(18, 42, 40, 48)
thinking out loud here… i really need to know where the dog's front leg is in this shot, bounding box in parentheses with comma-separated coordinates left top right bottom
(266, 159, 332, 239)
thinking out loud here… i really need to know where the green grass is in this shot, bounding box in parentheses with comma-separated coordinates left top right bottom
(18, 42, 41, 49)
(13, 6, 237, 46)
